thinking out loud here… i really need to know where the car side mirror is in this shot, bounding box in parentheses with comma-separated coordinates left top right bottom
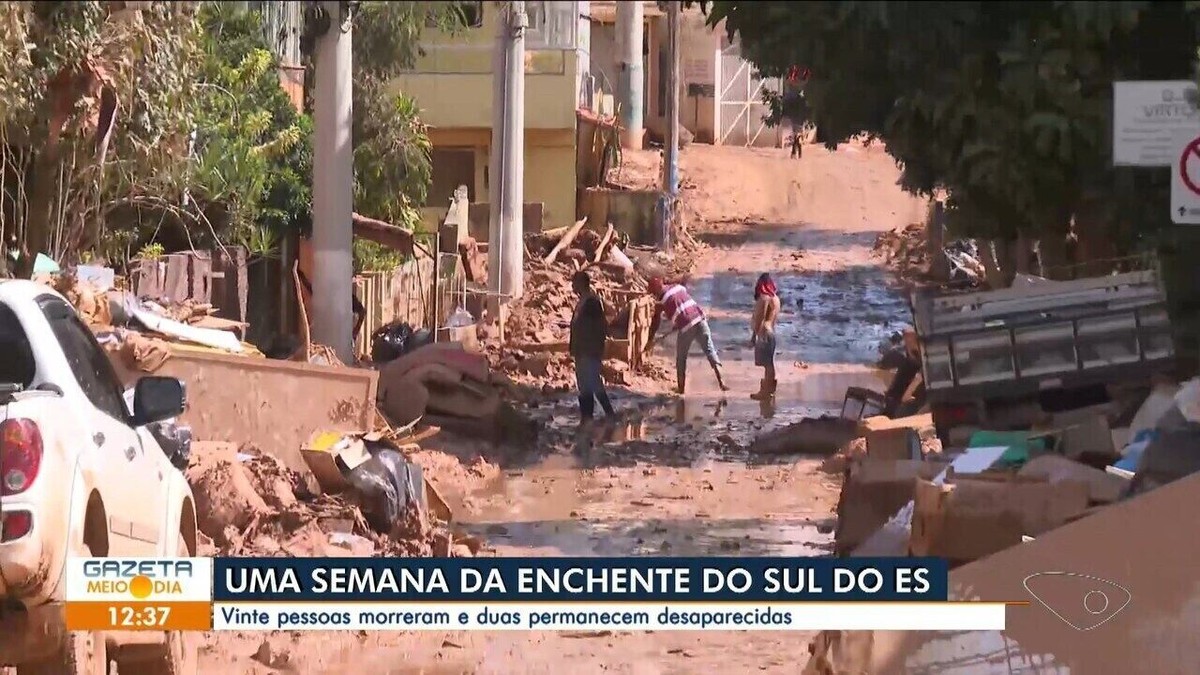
(132, 376, 186, 427)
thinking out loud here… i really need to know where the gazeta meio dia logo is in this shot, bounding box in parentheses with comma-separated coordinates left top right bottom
(82, 559, 193, 600)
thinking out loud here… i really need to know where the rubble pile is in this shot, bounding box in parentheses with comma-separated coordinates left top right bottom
(188, 441, 482, 559)
(505, 265, 643, 346)
(44, 263, 498, 562)
(872, 222, 928, 281)
(873, 222, 986, 288)
(481, 222, 675, 391)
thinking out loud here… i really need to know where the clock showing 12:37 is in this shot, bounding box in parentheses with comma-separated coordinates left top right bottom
(107, 604, 173, 629)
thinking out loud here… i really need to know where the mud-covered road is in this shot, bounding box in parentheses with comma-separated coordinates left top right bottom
(198, 142, 927, 673)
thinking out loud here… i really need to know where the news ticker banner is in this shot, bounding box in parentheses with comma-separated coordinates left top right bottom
(66, 557, 1009, 632)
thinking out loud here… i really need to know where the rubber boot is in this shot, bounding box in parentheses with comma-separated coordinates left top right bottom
(751, 378, 778, 401)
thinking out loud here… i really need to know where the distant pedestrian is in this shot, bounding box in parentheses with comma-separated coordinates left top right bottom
(569, 271, 616, 421)
(750, 273, 781, 400)
(644, 276, 729, 395)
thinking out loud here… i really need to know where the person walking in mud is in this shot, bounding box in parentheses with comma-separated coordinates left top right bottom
(570, 270, 617, 422)
(644, 276, 729, 395)
(789, 124, 804, 159)
(750, 273, 781, 400)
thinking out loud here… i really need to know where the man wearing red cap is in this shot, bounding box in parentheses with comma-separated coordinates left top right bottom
(645, 276, 729, 394)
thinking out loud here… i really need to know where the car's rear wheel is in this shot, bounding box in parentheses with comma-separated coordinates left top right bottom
(16, 544, 108, 675)
(16, 630, 108, 675)
(115, 533, 196, 675)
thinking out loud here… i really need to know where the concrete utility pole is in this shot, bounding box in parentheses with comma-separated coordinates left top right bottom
(489, 1, 528, 310)
(661, 1, 681, 251)
(311, 0, 355, 361)
(487, 7, 507, 310)
(617, 0, 644, 149)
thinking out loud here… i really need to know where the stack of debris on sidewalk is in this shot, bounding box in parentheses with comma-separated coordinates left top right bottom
(473, 218, 672, 391)
(804, 375, 1200, 672)
(36, 261, 525, 566)
(375, 339, 538, 445)
(873, 221, 985, 287)
(187, 438, 485, 559)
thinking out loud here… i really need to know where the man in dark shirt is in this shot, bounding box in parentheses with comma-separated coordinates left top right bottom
(569, 271, 616, 421)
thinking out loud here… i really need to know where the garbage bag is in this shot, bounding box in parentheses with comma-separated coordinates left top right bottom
(370, 322, 417, 363)
(148, 421, 193, 471)
(371, 322, 436, 364)
(345, 445, 427, 533)
(1129, 406, 1200, 497)
(1175, 377, 1200, 424)
(410, 328, 434, 351)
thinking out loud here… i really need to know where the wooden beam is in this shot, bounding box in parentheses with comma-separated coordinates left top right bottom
(352, 212, 414, 256)
(593, 223, 615, 263)
(544, 217, 589, 265)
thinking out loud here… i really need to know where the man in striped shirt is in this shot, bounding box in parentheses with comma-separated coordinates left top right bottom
(645, 277, 729, 394)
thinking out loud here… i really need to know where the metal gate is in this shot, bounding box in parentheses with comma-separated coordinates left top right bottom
(714, 39, 781, 147)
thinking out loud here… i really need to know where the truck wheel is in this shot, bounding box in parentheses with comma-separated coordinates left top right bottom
(115, 534, 196, 675)
(17, 547, 107, 675)
(16, 631, 107, 675)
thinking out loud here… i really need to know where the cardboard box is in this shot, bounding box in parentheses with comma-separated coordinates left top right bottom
(865, 426, 921, 460)
(1017, 454, 1127, 504)
(857, 471, 1200, 675)
(834, 459, 947, 555)
(1050, 410, 1115, 458)
(910, 475, 1089, 564)
(300, 430, 371, 494)
(857, 413, 934, 436)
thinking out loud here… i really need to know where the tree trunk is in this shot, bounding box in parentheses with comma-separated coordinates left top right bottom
(1073, 192, 1119, 278)
(927, 200, 949, 281)
(996, 238, 1018, 287)
(978, 240, 1007, 289)
(17, 150, 60, 279)
(1013, 232, 1034, 275)
(1038, 234, 1071, 280)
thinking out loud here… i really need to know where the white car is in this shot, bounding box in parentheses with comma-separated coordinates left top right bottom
(0, 280, 198, 674)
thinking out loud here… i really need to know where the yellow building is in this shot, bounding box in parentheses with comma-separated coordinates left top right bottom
(395, 1, 590, 233)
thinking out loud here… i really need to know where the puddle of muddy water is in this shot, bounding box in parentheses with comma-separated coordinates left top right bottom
(468, 515, 835, 558)
(456, 230, 908, 561)
(693, 267, 909, 366)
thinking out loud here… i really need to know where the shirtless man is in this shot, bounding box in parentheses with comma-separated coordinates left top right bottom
(750, 273, 781, 400)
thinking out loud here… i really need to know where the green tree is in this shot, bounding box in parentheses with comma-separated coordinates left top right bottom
(0, 1, 202, 275)
(300, 1, 465, 232)
(702, 1, 1200, 284)
(188, 2, 311, 258)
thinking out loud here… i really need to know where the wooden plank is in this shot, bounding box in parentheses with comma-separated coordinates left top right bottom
(131, 258, 163, 299)
(189, 251, 213, 304)
(593, 223, 616, 263)
(162, 253, 190, 302)
(512, 341, 569, 353)
(544, 217, 588, 265)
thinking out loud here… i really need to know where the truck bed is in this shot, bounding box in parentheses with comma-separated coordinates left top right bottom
(911, 267, 1175, 401)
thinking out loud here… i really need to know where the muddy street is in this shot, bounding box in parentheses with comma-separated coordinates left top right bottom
(198, 143, 927, 672)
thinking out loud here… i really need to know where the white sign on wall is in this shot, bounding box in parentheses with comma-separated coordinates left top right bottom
(1113, 80, 1200, 167)
(1170, 129, 1200, 224)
